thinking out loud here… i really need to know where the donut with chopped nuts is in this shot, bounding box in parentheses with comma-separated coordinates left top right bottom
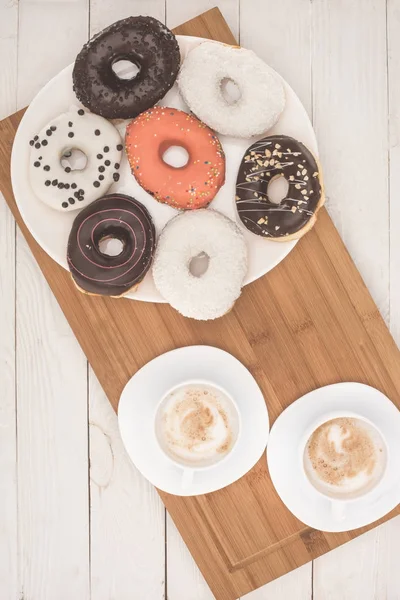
(73, 16, 180, 119)
(125, 107, 225, 210)
(235, 135, 324, 241)
(28, 108, 122, 212)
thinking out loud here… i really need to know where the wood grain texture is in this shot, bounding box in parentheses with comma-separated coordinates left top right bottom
(0, 0, 17, 120)
(1, 8, 400, 600)
(0, 195, 17, 600)
(240, 0, 312, 115)
(165, 4, 239, 598)
(15, 2, 90, 599)
(17, 0, 88, 109)
(89, 370, 166, 600)
(166, 515, 215, 600)
(167, 0, 239, 39)
(242, 566, 311, 600)
(239, 4, 312, 597)
(388, 0, 400, 347)
(312, 0, 389, 321)
(314, 517, 400, 600)
(311, 2, 397, 596)
(90, 0, 165, 35)
(16, 234, 90, 600)
(0, 1, 18, 597)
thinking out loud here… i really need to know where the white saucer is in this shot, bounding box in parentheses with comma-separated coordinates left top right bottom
(267, 383, 400, 532)
(118, 346, 269, 496)
(11, 35, 319, 303)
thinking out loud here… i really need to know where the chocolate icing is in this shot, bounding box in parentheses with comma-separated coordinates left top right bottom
(235, 135, 322, 238)
(73, 16, 180, 119)
(67, 194, 155, 296)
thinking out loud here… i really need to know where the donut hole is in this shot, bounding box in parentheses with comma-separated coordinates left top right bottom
(220, 77, 241, 105)
(189, 252, 210, 278)
(61, 148, 88, 171)
(161, 144, 190, 169)
(98, 235, 125, 257)
(267, 174, 289, 205)
(112, 58, 140, 81)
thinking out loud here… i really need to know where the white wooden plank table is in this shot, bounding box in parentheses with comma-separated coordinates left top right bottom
(1, 1, 399, 598)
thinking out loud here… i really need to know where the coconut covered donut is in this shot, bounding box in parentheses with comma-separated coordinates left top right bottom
(29, 108, 122, 211)
(178, 41, 285, 138)
(153, 209, 247, 320)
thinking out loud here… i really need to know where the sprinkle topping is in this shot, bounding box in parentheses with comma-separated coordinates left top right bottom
(125, 106, 225, 210)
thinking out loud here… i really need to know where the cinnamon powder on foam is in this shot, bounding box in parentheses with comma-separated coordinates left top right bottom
(307, 418, 377, 486)
(170, 389, 232, 454)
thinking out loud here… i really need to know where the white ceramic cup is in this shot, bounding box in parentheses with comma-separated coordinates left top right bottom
(299, 411, 389, 521)
(154, 379, 242, 490)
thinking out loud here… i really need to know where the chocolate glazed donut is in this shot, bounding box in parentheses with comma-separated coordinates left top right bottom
(73, 16, 180, 119)
(235, 135, 324, 241)
(67, 194, 155, 296)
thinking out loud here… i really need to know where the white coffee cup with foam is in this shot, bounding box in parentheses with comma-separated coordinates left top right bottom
(154, 379, 242, 490)
(299, 411, 389, 521)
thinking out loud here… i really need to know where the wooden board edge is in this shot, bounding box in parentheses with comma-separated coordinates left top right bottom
(1, 8, 399, 600)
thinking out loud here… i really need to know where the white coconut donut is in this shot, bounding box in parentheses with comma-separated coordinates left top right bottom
(29, 108, 122, 211)
(153, 209, 248, 320)
(178, 41, 285, 138)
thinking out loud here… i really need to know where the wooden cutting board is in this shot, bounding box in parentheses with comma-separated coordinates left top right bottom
(1, 8, 400, 600)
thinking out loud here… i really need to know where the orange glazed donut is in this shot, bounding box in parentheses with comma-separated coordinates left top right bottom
(125, 107, 225, 210)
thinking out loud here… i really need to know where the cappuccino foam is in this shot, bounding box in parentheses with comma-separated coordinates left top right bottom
(304, 417, 386, 499)
(156, 383, 239, 467)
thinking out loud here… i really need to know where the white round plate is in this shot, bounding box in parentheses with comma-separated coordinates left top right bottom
(267, 383, 400, 532)
(118, 346, 269, 496)
(11, 36, 318, 303)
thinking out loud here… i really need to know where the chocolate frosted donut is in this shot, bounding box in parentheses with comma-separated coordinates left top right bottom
(67, 194, 155, 296)
(235, 135, 324, 241)
(73, 16, 180, 119)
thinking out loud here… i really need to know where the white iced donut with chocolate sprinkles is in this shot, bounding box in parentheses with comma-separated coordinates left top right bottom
(28, 108, 123, 211)
(153, 209, 248, 320)
(178, 41, 285, 138)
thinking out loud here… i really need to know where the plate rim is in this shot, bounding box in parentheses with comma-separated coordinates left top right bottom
(11, 34, 319, 303)
(266, 382, 400, 532)
(117, 344, 270, 496)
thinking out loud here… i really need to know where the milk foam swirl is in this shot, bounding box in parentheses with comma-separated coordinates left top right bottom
(156, 384, 238, 466)
(304, 417, 386, 498)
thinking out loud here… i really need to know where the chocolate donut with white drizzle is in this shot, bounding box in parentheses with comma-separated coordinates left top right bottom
(235, 135, 324, 241)
(67, 193, 155, 296)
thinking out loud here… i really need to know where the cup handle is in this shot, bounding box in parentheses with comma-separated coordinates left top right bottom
(181, 469, 194, 490)
(331, 501, 346, 521)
